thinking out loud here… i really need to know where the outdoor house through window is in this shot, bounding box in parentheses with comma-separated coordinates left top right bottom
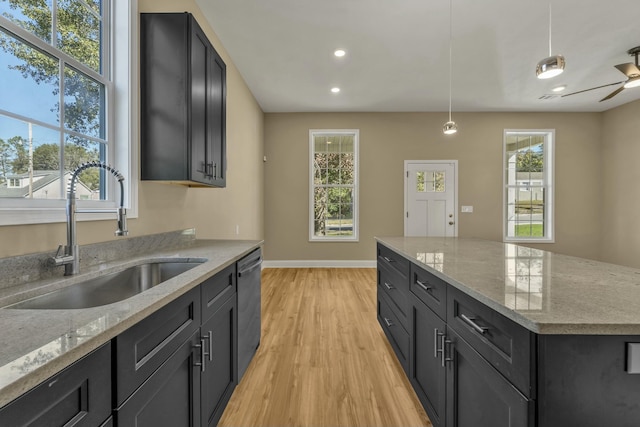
(503, 130, 554, 243)
(310, 130, 359, 241)
(0, 0, 135, 225)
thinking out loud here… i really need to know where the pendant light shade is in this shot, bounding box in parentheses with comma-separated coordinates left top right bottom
(536, 3, 564, 79)
(536, 54, 565, 79)
(443, 0, 457, 135)
(443, 121, 458, 135)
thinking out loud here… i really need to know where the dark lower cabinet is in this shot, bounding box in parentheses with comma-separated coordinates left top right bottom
(446, 329, 532, 427)
(410, 296, 446, 427)
(115, 331, 201, 427)
(0, 343, 111, 427)
(201, 294, 237, 427)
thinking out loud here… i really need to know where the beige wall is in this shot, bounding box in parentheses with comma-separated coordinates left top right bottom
(601, 99, 640, 268)
(264, 112, 603, 262)
(0, 0, 264, 258)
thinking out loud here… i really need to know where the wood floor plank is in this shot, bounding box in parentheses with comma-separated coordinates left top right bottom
(219, 268, 432, 427)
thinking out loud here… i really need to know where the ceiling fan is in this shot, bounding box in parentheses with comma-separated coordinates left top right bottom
(562, 46, 640, 102)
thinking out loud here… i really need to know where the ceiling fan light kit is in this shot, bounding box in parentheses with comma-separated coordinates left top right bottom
(624, 76, 640, 89)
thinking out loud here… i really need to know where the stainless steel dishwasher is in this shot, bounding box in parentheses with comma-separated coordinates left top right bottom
(237, 248, 262, 380)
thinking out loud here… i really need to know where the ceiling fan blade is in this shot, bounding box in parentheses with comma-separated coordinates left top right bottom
(599, 86, 625, 102)
(561, 81, 625, 97)
(615, 62, 640, 77)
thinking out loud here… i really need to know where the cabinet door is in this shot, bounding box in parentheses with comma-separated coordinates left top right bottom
(411, 296, 447, 427)
(115, 331, 201, 427)
(201, 293, 237, 427)
(0, 343, 111, 427)
(208, 42, 226, 187)
(115, 286, 200, 406)
(190, 18, 211, 185)
(445, 329, 532, 427)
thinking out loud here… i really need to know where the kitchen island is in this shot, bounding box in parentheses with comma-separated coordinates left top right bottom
(0, 230, 262, 425)
(376, 236, 640, 427)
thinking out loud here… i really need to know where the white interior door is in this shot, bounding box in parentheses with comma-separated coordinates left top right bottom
(404, 161, 457, 237)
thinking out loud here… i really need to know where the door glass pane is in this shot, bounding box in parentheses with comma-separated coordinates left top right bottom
(416, 171, 425, 192)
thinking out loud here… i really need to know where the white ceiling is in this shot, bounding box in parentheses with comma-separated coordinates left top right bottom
(196, 0, 640, 113)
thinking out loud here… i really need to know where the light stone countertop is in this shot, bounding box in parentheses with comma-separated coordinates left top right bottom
(0, 236, 262, 408)
(376, 236, 640, 336)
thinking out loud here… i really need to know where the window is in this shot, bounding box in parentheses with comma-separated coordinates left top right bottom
(0, 0, 136, 225)
(310, 130, 358, 241)
(503, 130, 554, 243)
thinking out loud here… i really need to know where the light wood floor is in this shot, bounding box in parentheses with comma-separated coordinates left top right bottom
(219, 268, 432, 427)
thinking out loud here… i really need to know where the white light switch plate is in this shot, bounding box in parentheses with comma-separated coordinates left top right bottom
(461, 206, 473, 213)
(627, 343, 640, 374)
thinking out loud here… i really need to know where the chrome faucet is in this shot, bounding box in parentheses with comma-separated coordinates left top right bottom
(51, 161, 128, 275)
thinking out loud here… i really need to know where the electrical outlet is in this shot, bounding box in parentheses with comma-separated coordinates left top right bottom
(235, 225, 240, 235)
(461, 206, 473, 213)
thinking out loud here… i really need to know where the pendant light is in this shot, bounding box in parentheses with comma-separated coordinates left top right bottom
(536, 2, 565, 79)
(443, 0, 457, 135)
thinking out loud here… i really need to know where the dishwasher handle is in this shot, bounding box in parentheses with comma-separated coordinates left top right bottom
(238, 257, 262, 277)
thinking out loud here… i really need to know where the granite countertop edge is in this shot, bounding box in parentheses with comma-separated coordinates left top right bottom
(375, 236, 640, 336)
(0, 238, 263, 408)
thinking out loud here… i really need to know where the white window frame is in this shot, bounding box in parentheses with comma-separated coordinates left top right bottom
(309, 129, 359, 242)
(0, 0, 138, 226)
(503, 129, 554, 243)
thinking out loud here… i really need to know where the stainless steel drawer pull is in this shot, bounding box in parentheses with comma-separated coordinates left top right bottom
(384, 317, 394, 327)
(416, 280, 432, 291)
(434, 328, 444, 359)
(384, 282, 395, 290)
(460, 314, 489, 334)
(383, 256, 394, 263)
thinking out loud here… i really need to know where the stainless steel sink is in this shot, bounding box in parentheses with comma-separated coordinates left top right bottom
(8, 261, 204, 309)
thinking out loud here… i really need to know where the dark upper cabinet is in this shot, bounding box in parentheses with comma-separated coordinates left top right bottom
(140, 13, 226, 187)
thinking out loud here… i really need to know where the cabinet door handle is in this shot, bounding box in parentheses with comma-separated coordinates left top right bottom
(416, 279, 432, 291)
(434, 328, 444, 359)
(384, 317, 394, 327)
(460, 314, 489, 334)
(193, 342, 205, 372)
(442, 335, 454, 367)
(202, 330, 213, 362)
(384, 282, 395, 290)
(382, 256, 394, 263)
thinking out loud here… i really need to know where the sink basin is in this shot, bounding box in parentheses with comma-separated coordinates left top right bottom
(8, 261, 204, 309)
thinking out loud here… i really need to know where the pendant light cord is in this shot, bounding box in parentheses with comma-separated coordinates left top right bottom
(548, 2, 552, 56)
(448, 0, 453, 122)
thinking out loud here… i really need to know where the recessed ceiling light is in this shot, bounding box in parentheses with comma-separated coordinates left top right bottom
(331, 87, 340, 93)
(334, 49, 346, 57)
(551, 85, 567, 92)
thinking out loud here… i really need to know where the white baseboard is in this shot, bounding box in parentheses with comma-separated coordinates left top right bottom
(262, 260, 376, 268)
